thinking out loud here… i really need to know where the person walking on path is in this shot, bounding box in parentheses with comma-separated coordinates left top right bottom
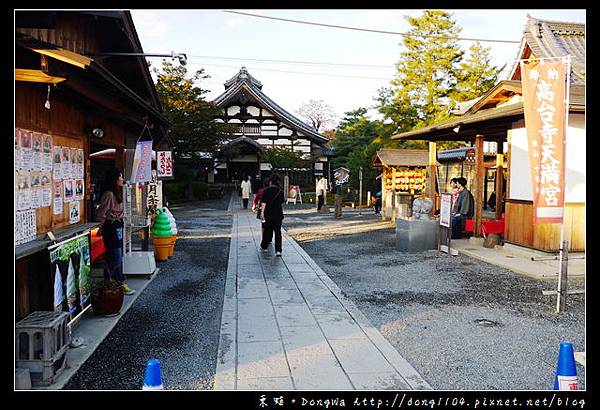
(252, 177, 271, 243)
(333, 182, 343, 218)
(259, 174, 285, 256)
(95, 168, 135, 295)
(451, 177, 475, 239)
(240, 176, 252, 209)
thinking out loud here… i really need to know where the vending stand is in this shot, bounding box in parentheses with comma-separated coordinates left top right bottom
(371, 149, 435, 220)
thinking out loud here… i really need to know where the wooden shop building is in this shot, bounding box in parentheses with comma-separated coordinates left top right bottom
(15, 11, 172, 320)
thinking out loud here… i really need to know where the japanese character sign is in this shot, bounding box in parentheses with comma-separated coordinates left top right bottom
(157, 150, 173, 179)
(520, 59, 567, 224)
(131, 140, 153, 184)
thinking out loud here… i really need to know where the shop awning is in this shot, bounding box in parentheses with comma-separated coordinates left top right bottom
(15, 69, 66, 84)
(372, 149, 437, 168)
(16, 33, 93, 69)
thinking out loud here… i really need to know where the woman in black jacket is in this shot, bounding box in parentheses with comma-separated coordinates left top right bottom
(259, 174, 285, 256)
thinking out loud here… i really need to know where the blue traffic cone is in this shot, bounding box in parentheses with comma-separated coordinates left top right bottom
(553, 342, 578, 390)
(143, 359, 164, 390)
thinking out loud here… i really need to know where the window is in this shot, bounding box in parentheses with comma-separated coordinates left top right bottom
(237, 124, 260, 135)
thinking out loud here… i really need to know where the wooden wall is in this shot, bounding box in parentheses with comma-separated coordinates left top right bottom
(505, 200, 585, 252)
(16, 82, 126, 235)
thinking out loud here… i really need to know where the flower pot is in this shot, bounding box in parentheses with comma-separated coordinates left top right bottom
(169, 236, 177, 257)
(91, 286, 124, 316)
(152, 236, 172, 261)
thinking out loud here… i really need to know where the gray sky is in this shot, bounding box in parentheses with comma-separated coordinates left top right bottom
(131, 9, 586, 127)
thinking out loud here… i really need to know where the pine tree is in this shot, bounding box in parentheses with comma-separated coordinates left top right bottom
(389, 10, 464, 128)
(451, 41, 505, 103)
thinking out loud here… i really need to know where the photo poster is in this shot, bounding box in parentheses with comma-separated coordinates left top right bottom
(74, 178, 84, 200)
(49, 233, 92, 320)
(53, 181, 63, 215)
(63, 179, 73, 202)
(53, 146, 62, 180)
(131, 140, 153, 184)
(69, 201, 80, 224)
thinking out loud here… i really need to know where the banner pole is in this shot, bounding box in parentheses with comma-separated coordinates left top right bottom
(555, 55, 571, 313)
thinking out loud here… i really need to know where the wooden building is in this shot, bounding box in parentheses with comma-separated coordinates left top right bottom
(392, 16, 585, 253)
(15, 11, 171, 320)
(212, 67, 330, 183)
(371, 149, 436, 220)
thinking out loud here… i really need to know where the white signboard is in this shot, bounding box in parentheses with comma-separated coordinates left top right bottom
(440, 193, 452, 228)
(157, 151, 173, 179)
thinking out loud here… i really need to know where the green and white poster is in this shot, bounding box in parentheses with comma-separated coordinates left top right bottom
(49, 233, 92, 320)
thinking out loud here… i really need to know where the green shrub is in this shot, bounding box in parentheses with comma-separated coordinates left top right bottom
(162, 181, 185, 200)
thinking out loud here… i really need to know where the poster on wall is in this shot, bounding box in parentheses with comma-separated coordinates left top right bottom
(53, 146, 62, 180)
(42, 135, 53, 171)
(69, 201, 80, 224)
(74, 178, 84, 200)
(15, 210, 37, 245)
(32, 132, 42, 170)
(63, 179, 73, 202)
(49, 233, 92, 321)
(131, 140, 153, 184)
(62, 147, 71, 179)
(76, 149, 84, 178)
(157, 150, 173, 179)
(53, 181, 63, 215)
(20, 130, 33, 171)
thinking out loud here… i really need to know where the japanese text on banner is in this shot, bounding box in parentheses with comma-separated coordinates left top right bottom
(520, 59, 567, 224)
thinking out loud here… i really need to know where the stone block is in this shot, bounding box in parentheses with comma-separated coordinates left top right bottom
(396, 218, 439, 252)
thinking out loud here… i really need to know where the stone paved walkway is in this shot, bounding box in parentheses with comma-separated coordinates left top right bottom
(214, 206, 431, 390)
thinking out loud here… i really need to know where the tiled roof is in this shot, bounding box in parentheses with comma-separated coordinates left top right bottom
(214, 67, 329, 144)
(510, 15, 585, 84)
(372, 149, 434, 167)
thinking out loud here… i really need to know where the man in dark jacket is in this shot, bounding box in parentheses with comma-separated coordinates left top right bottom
(451, 177, 474, 239)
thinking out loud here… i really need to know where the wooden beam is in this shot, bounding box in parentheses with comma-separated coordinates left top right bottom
(474, 135, 484, 236)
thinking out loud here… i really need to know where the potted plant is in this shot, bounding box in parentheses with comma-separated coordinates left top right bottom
(90, 279, 124, 317)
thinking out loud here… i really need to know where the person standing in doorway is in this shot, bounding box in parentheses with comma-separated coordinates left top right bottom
(450, 177, 459, 209)
(259, 174, 285, 256)
(316, 177, 326, 212)
(451, 177, 475, 239)
(240, 175, 252, 209)
(95, 168, 135, 295)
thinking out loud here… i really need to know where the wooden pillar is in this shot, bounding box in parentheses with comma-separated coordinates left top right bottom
(391, 167, 397, 220)
(428, 142, 437, 217)
(474, 135, 484, 237)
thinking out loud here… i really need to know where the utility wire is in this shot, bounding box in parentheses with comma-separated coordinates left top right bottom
(186, 60, 392, 80)
(222, 10, 521, 44)
(187, 54, 392, 69)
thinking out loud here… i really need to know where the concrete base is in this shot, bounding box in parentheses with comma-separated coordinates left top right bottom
(123, 251, 157, 275)
(15, 368, 32, 390)
(396, 218, 439, 253)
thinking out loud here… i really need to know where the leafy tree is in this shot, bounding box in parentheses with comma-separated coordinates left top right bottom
(297, 99, 337, 132)
(260, 146, 306, 171)
(153, 60, 234, 173)
(451, 41, 505, 103)
(154, 61, 235, 198)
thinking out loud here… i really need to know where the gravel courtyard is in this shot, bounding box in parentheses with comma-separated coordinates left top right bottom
(283, 207, 586, 390)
